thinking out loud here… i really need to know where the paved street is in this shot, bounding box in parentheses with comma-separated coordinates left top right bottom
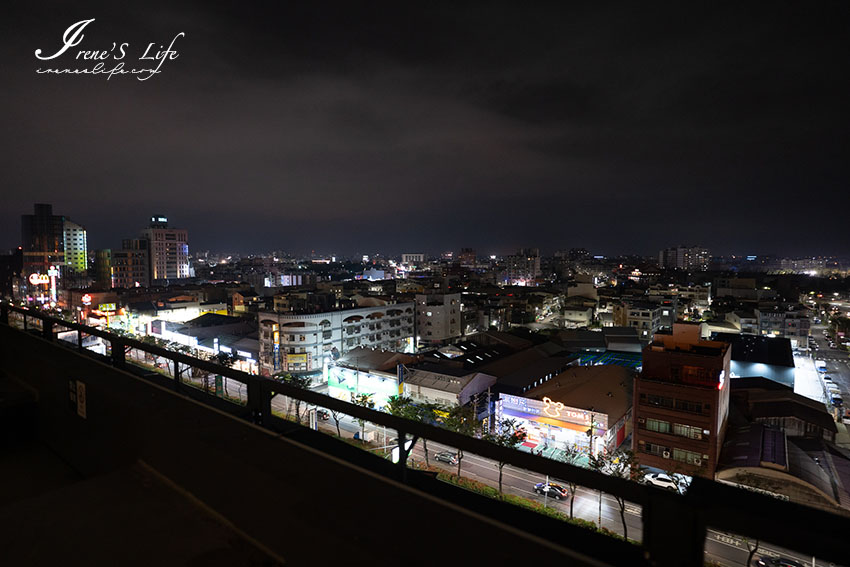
(810, 322, 850, 419)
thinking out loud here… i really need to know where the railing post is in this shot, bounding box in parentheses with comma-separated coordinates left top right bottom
(42, 319, 53, 340)
(642, 492, 706, 567)
(0, 303, 8, 325)
(247, 378, 270, 426)
(77, 329, 84, 351)
(23, 314, 28, 331)
(111, 338, 126, 368)
(174, 358, 182, 390)
(396, 430, 408, 483)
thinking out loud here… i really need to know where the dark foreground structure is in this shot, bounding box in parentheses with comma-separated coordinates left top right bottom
(1, 303, 847, 567)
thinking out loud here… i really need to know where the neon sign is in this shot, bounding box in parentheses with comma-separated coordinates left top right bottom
(542, 396, 565, 418)
(81, 294, 92, 305)
(542, 397, 592, 422)
(29, 273, 50, 285)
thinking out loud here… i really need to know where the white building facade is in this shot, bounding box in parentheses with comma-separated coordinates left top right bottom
(416, 292, 461, 347)
(141, 216, 190, 282)
(258, 303, 415, 376)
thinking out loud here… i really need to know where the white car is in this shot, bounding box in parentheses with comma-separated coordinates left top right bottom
(644, 473, 679, 491)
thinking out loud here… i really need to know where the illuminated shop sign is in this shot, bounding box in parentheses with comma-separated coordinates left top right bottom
(499, 394, 607, 429)
(98, 303, 116, 312)
(29, 273, 50, 285)
(81, 294, 92, 305)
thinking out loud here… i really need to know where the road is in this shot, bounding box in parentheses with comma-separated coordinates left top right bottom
(405, 439, 827, 566)
(811, 322, 850, 417)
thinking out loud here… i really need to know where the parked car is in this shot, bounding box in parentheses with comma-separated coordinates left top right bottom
(316, 409, 330, 421)
(644, 473, 679, 491)
(435, 451, 458, 465)
(753, 555, 804, 567)
(534, 482, 569, 500)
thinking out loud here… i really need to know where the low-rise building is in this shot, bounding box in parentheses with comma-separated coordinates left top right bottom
(612, 300, 662, 341)
(498, 364, 634, 456)
(416, 292, 461, 348)
(257, 302, 415, 376)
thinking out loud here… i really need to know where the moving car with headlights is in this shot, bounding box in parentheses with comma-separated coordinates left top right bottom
(534, 482, 569, 500)
(753, 555, 803, 567)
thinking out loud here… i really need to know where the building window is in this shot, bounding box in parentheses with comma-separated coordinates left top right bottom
(672, 448, 703, 466)
(646, 394, 675, 409)
(640, 442, 670, 457)
(646, 418, 671, 434)
(673, 423, 703, 440)
(674, 399, 703, 414)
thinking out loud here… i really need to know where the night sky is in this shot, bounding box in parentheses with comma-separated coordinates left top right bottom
(2, 2, 848, 257)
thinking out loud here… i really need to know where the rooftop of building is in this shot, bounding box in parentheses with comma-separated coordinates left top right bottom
(181, 313, 246, 328)
(524, 365, 634, 421)
(337, 347, 420, 373)
(713, 333, 794, 368)
(718, 424, 842, 511)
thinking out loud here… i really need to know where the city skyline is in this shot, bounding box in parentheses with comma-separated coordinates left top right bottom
(2, 2, 848, 257)
(5, 202, 850, 261)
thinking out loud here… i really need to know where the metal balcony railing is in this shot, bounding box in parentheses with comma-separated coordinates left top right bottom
(1, 301, 849, 567)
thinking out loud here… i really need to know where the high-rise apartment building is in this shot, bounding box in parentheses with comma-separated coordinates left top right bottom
(20, 203, 65, 276)
(401, 253, 425, 266)
(633, 324, 731, 478)
(93, 249, 112, 289)
(458, 248, 476, 267)
(63, 220, 87, 274)
(658, 246, 711, 271)
(504, 248, 541, 285)
(140, 215, 190, 283)
(112, 239, 150, 289)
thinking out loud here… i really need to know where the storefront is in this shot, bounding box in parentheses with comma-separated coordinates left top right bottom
(496, 394, 611, 456)
(327, 365, 400, 409)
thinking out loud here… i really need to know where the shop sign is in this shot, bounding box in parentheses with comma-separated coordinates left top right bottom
(29, 273, 50, 285)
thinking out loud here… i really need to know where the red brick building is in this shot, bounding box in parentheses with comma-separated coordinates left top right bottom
(633, 324, 731, 478)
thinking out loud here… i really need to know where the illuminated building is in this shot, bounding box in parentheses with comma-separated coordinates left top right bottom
(258, 302, 415, 376)
(415, 292, 461, 348)
(326, 347, 419, 408)
(503, 248, 540, 285)
(112, 239, 150, 289)
(20, 203, 64, 278)
(658, 246, 711, 271)
(401, 253, 425, 266)
(633, 324, 731, 478)
(497, 364, 634, 456)
(612, 300, 662, 341)
(140, 215, 190, 283)
(62, 220, 87, 274)
(92, 249, 112, 289)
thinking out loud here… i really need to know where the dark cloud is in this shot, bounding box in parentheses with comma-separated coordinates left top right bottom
(1, 1, 848, 257)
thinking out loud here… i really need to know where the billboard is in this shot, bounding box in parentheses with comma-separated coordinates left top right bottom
(499, 394, 607, 430)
